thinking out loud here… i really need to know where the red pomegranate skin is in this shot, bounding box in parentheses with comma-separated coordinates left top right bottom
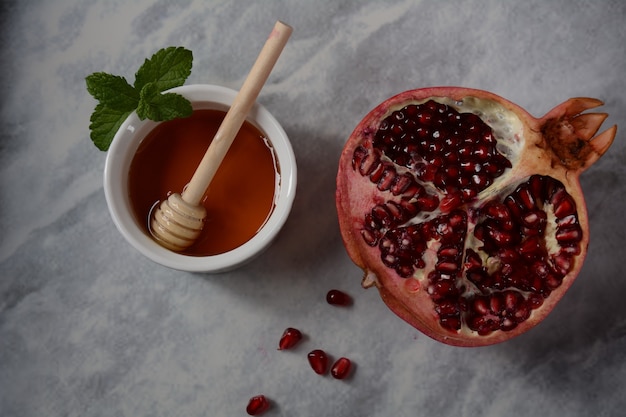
(336, 87, 617, 347)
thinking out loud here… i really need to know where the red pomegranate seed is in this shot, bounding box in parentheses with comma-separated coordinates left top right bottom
(326, 289, 352, 306)
(246, 395, 270, 415)
(331, 357, 352, 379)
(278, 327, 303, 350)
(307, 349, 329, 375)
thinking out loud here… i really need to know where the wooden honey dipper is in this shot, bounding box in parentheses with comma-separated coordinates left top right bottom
(150, 21, 292, 252)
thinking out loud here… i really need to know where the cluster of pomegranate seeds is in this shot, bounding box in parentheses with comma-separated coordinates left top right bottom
(353, 101, 512, 251)
(277, 327, 303, 350)
(246, 395, 270, 416)
(307, 349, 329, 375)
(350, 100, 585, 336)
(371, 100, 511, 202)
(330, 357, 352, 380)
(326, 289, 352, 306)
(460, 175, 582, 334)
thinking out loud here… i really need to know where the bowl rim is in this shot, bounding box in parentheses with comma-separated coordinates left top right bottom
(103, 84, 297, 272)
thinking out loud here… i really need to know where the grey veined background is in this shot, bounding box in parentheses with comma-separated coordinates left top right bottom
(1, 1, 625, 416)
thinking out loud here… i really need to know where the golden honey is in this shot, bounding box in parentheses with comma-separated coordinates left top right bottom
(128, 109, 278, 255)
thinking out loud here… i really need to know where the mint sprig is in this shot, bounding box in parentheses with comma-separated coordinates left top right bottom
(86, 46, 193, 151)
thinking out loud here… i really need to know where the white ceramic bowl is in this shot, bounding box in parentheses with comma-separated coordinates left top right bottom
(103, 84, 297, 272)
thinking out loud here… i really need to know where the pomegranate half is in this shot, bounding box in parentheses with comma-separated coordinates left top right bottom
(336, 87, 617, 347)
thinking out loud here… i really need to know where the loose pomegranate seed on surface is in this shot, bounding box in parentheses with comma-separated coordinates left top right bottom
(326, 289, 352, 306)
(331, 357, 352, 380)
(246, 395, 270, 416)
(307, 349, 329, 375)
(277, 327, 303, 350)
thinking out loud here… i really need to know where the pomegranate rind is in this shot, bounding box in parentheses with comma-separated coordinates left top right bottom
(336, 87, 616, 347)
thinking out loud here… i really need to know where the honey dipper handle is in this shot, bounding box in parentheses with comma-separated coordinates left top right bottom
(182, 21, 293, 205)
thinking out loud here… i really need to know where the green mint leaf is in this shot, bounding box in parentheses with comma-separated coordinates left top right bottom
(134, 46, 193, 93)
(85, 72, 139, 111)
(136, 82, 193, 121)
(89, 103, 132, 151)
(85, 46, 194, 151)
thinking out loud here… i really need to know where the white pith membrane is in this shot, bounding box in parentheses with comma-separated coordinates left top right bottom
(351, 96, 582, 336)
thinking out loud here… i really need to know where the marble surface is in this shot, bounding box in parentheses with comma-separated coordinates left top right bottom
(1, 1, 625, 416)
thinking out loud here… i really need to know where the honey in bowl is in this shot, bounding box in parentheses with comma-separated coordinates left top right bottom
(128, 109, 278, 256)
